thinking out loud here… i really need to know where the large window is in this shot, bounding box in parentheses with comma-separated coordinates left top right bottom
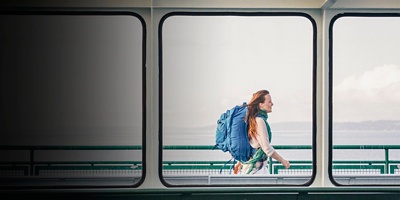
(160, 12, 316, 186)
(0, 11, 145, 187)
(330, 14, 400, 185)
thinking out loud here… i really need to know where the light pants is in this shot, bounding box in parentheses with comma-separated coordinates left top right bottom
(241, 160, 269, 175)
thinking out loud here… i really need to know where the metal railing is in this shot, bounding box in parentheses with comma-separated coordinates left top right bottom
(1, 145, 400, 176)
(163, 145, 400, 175)
(0, 145, 142, 176)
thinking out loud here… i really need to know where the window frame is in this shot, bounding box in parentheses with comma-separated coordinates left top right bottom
(158, 11, 317, 187)
(0, 9, 147, 189)
(328, 12, 400, 186)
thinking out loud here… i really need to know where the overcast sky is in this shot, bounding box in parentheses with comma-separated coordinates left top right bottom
(163, 15, 312, 128)
(333, 17, 400, 122)
(162, 15, 400, 127)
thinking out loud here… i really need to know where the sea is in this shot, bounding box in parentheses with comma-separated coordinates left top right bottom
(162, 130, 400, 162)
(2, 130, 400, 163)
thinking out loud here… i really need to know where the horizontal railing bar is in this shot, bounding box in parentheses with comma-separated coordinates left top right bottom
(35, 166, 139, 170)
(163, 145, 217, 150)
(0, 145, 142, 150)
(0, 161, 142, 166)
(1, 145, 400, 151)
(163, 160, 312, 165)
(333, 161, 388, 164)
(333, 145, 400, 149)
(163, 161, 231, 165)
(35, 161, 141, 165)
(163, 145, 400, 150)
(7, 160, 392, 166)
(163, 145, 313, 150)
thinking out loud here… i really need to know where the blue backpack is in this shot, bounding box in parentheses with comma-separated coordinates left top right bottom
(213, 102, 255, 164)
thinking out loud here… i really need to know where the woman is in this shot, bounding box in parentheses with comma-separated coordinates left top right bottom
(234, 89, 290, 174)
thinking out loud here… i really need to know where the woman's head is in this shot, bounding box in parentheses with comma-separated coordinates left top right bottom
(246, 89, 273, 139)
(247, 89, 273, 114)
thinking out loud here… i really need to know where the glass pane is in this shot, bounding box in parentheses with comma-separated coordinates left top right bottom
(161, 14, 314, 186)
(332, 16, 400, 185)
(0, 13, 144, 187)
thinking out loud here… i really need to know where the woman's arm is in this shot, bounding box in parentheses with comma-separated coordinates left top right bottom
(270, 151, 290, 169)
(255, 117, 275, 157)
(255, 117, 290, 169)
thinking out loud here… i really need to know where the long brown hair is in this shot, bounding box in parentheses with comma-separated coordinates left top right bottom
(246, 90, 269, 140)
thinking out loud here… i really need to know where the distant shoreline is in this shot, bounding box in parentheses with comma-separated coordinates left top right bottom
(168, 120, 400, 132)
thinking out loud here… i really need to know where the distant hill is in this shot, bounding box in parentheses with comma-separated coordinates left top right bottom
(270, 120, 400, 131)
(165, 120, 400, 132)
(332, 120, 400, 131)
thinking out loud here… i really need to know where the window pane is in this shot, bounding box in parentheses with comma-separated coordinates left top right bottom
(161, 14, 314, 186)
(332, 15, 400, 185)
(0, 13, 144, 187)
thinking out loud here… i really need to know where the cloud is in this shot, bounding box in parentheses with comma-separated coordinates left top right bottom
(334, 64, 400, 121)
(335, 64, 400, 103)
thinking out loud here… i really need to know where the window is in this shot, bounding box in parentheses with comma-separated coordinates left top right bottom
(330, 14, 400, 186)
(0, 11, 145, 187)
(160, 12, 316, 186)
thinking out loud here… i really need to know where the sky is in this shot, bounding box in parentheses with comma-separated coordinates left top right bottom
(163, 15, 313, 127)
(333, 17, 400, 122)
(162, 15, 400, 127)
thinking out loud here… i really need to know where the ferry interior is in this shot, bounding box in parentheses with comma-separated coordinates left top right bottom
(2, 0, 400, 199)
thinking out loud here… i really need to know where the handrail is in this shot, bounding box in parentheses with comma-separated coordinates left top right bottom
(163, 144, 400, 149)
(163, 145, 312, 149)
(333, 145, 400, 149)
(0, 145, 142, 176)
(3, 144, 398, 150)
(163, 145, 399, 174)
(0, 145, 142, 150)
(1, 145, 399, 176)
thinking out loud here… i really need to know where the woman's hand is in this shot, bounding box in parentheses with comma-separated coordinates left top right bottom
(271, 152, 291, 169)
(282, 159, 290, 169)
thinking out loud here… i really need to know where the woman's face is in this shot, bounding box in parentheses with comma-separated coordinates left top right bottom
(259, 94, 273, 113)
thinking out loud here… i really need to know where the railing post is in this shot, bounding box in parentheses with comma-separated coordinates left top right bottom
(269, 157, 273, 174)
(385, 148, 389, 174)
